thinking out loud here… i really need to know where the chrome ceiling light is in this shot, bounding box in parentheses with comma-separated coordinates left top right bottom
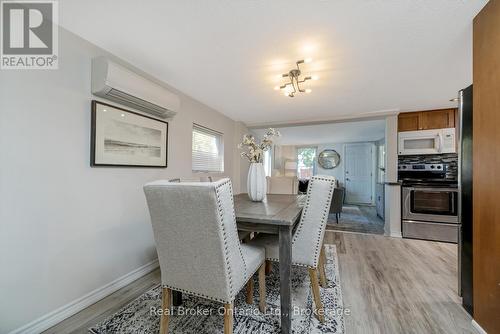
(274, 58, 318, 97)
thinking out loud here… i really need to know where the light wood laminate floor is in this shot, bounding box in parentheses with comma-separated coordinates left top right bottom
(324, 232, 475, 334)
(44, 232, 475, 334)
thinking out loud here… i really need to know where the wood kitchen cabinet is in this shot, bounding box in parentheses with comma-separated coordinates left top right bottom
(398, 108, 456, 132)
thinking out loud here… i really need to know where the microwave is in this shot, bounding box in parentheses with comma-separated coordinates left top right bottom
(398, 128, 456, 155)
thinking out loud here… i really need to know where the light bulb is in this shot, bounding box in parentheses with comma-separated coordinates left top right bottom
(304, 58, 313, 64)
(283, 91, 290, 97)
(274, 86, 280, 90)
(305, 89, 312, 94)
(312, 75, 319, 80)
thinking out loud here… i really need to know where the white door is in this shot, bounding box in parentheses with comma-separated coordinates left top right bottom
(344, 143, 374, 204)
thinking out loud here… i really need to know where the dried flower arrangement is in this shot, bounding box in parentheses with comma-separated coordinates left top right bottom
(238, 128, 281, 163)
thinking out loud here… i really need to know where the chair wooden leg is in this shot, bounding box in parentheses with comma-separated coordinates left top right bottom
(243, 234, 252, 243)
(336, 213, 339, 224)
(265, 260, 273, 275)
(258, 263, 266, 313)
(308, 268, 325, 323)
(246, 276, 254, 304)
(160, 287, 171, 334)
(224, 303, 234, 334)
(318, 247, 327, 288)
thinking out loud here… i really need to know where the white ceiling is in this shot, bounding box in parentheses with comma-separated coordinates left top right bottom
(60, 0, 487, 125)
(252, 119, 386, 146)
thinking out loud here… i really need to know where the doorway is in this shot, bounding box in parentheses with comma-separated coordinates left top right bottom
(344, 143, 375, 204)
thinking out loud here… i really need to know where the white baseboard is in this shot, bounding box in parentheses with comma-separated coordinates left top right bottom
(389, 231, 402, 238)
(8, 259, 159, 334)
(472, 319, 488, 334)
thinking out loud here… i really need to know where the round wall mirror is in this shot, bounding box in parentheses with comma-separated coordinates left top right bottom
(318, 149, 341, 169)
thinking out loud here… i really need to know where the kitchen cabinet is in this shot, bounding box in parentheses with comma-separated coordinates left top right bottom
(398, 108, 457, 132)
(398, 112, 421, 132)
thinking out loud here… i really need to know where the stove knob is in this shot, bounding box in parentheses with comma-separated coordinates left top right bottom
(437, 165, 442, 169)
(402, 165, 407, 169)
(430, 165, 435, 169)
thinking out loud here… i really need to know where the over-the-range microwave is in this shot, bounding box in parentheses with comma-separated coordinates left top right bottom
(398, 128, 456, 155)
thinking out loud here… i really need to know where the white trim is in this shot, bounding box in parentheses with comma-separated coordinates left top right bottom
(472, 320, 488, 334)
(246, 108, 400, 129)
(389, 231, 402, 238)
(8, 259, 159, 334)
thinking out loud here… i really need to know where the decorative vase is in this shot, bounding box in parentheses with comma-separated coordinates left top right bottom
(247, 162, 266, 201)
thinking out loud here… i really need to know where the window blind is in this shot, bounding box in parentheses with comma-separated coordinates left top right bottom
(192, 124, 224, 172)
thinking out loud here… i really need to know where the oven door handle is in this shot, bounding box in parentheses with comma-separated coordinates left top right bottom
(404, 187, 458, 192)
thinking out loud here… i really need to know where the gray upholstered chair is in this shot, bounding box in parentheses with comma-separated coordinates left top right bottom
(330, 186, 345, 223)
(169, 177, 250, 242)
(266, 176, 299, 194)
(144, 179, 266, 334)
(249, 175, 336, 323)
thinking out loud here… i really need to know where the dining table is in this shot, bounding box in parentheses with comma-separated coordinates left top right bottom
(171, 193, 305, 334)
(233, 193, 306, 334)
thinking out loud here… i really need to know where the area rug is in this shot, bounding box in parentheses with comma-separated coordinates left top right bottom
(327, 206, 384, 235)
(330, 206, 369, 224)
(89, 245, 345, 334)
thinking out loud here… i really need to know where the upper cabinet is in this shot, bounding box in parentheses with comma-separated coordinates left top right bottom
(398, 112, 421, 132)
(398, 108, 457, 132)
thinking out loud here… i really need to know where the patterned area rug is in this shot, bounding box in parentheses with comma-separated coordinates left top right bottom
(89, 245, 345, 334)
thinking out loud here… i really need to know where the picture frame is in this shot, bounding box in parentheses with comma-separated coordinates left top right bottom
(91, 100, 168, 167)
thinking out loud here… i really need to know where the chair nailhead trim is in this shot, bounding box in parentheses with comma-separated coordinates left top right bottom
(290, 176, 335, 267)
(214, 180, 248, 299)
(162, 284, 232, 304)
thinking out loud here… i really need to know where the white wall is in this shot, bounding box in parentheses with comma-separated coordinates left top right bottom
(316, 142, 378, 204)
(384, 115, 402, 237)
(233, 121, 251, 193)
(0, 28, 247, 333)
(316, 143, 346, 184)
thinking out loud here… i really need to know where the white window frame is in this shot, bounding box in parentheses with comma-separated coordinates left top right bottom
(192, 124, 224, 173)
(296, 146, 318, 179)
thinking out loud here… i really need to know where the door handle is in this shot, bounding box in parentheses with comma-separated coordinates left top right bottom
(436, 133, 443, 153)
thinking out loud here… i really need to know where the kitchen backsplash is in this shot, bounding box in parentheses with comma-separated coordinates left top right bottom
(398, 153, 458, 180)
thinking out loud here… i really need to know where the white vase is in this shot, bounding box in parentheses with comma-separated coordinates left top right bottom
(247, 163, 266, 201)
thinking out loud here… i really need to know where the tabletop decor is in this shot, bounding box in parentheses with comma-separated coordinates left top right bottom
(238, 128, 280, 201)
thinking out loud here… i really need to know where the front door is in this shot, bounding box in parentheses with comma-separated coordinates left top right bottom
(344, 143, 374, 204)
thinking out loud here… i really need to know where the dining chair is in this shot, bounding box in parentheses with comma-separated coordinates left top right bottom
(330, 187, 345, 223)
(144, 179, 267, 334)
(169, 178, 250, 242)
(266, 176, 299, 194)
(249, 175, 336, 323)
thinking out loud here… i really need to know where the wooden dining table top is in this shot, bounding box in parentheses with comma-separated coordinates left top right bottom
(233, 193, 306, 226)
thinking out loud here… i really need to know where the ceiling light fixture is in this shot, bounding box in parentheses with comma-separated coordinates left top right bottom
(276, 59, 316, 97)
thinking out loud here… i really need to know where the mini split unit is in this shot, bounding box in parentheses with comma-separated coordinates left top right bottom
(91, 57, 180, 118)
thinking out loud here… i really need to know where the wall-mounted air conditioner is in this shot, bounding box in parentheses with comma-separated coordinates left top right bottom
(91, 57, 179, 118)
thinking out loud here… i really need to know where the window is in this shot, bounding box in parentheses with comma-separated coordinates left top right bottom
(192, 124, 224, 172)
(297, 147, 317, 179)
(263, 149, 271, 177)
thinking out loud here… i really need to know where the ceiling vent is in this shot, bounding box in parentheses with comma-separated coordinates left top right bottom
(91, 57, 179, 118)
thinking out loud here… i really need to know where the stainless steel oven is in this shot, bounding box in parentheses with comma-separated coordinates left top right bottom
(402, 186, 458, 223)
(399, 163, 459, 243)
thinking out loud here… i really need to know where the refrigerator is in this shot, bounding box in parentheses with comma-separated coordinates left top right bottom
(458, 84, 473, 316)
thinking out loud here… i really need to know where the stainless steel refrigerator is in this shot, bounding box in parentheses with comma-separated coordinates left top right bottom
(458, 84, 473, 316)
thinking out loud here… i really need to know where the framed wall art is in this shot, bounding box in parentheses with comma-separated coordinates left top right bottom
(91, 100, 168, 167)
